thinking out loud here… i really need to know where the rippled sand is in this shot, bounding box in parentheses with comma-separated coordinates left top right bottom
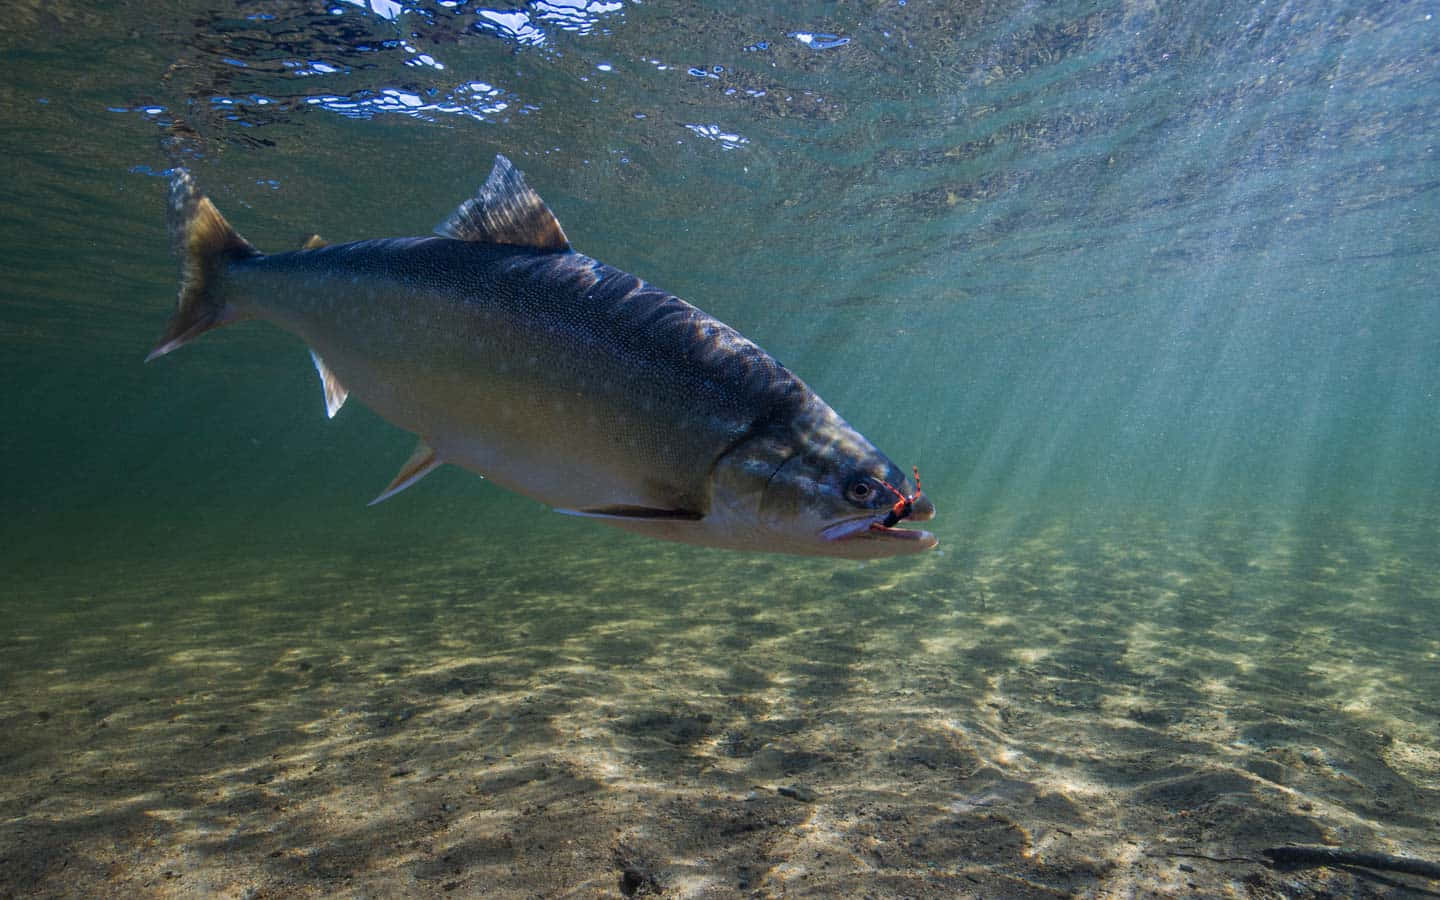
(2, 511, 1437, 897)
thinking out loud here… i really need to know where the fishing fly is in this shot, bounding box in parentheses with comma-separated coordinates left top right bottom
(875, 466, 924, 530)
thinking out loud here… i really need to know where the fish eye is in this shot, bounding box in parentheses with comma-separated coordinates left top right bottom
(845, 478, 878, 504)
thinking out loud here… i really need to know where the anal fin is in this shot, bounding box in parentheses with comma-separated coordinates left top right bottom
(369, 440, 444, 506)
(309, 349, 349, 418)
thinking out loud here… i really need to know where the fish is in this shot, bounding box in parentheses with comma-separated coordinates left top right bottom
(148, 155, 936, 558)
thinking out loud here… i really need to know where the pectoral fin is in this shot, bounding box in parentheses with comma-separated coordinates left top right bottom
(555, 505, 704, 521)
(309, 349, 349, 418)
(369, 441, 444, 506)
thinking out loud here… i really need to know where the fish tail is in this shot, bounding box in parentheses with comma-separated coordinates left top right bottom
(146, 170, 259, 362)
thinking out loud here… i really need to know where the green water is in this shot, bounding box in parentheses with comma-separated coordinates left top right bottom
(3, 0, 1438, 895)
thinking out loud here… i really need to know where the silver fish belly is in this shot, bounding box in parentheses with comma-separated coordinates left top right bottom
(149, 155, 936, 558)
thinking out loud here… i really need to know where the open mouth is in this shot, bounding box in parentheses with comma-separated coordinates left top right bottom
(821, 515, 938, 548)
(821, 482, 937, 550)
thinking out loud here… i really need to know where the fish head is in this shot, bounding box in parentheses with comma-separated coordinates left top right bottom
(713, 404, 937, 559)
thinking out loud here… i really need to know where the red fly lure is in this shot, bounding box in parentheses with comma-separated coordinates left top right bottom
(875, 465, 924, 530)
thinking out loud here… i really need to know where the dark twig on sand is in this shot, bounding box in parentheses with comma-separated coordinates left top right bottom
(1263, 845, 1440, 880)
(1161, 850, 1260, 864)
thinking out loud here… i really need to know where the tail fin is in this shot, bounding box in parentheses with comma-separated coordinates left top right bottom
(146, 170, 259, 362)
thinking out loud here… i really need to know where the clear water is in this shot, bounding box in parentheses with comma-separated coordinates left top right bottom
(3, 0, 1438, 895)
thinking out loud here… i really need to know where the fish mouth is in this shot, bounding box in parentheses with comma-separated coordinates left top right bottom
(820, 491, 937, 551)
(821, 516, 938, 550)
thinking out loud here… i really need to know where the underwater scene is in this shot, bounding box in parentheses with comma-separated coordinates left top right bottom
(2, 0, 1438, 896)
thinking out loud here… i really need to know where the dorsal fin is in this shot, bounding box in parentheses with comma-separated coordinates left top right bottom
(299, 234, 328, 250)
(435, 154, 570, 251)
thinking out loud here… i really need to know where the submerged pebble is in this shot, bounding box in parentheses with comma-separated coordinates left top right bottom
(777, 784, 818, 802)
